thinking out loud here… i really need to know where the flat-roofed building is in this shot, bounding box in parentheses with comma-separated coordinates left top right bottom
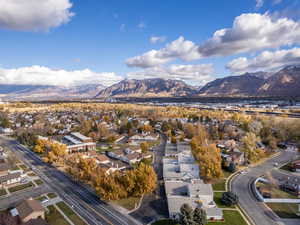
(165, 179, 222, 220)
(62, 132, 96, 153)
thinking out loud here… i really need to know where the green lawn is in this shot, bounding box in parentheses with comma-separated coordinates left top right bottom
(47, 193, 58, 199)
(34, 179, 44, 186)
(212, 179, 226, 191)
(111, 196, 141, 210)
(46, 205, 70, 225)
(208, 210, 247, 225)
(18, 164, 29, 171)
(8, 182, 34, 193)
(11, 165, 20, 171)
(266, 203, 300, 218)
(0, 189, 7, 196)
(152, 219, 178, 225)
(35, 195, 48, 202)
(56, 202, 88, 225)
(213, 192, 236, 208)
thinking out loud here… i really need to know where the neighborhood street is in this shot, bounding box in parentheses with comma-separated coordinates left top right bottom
(231, 150, 300, 225)
(0, 135, 141, 225)
(130, 133, 169, 224)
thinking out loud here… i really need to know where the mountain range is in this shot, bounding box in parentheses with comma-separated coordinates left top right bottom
(1, 65, 300, 100)
(0, 84, 105, 100)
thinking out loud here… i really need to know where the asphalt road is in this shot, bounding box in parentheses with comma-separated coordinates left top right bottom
(130, 133, 169, 224)
(0, 136, 141, 225)
(231, 150, 299, 225)
(0, 185, 50, 210)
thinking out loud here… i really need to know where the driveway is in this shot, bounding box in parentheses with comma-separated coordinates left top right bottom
(130, 133, 169, 224)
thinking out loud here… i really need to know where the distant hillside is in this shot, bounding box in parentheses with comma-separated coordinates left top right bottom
(2, 65, 300, 100)
(0, 84, 105, 100)
(258, 66, 300, 97)
(198, 72, 266, 96)
(198, 66, 300, 97)
(95, 78, 197, 98)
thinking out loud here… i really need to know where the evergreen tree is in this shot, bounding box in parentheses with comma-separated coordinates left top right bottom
(193, 207, 207, 225)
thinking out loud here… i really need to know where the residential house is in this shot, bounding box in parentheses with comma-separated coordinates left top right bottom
(0, 171, 24, 188)
(13, 199, 45, 223)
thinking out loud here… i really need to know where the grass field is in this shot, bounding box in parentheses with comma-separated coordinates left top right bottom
(208, 210, 247, 225)
(11, 165, 20, 171)
(47, 193, 58, 199)
(18, 164, 29, 171)
(212, 179, 226, 191)
(8, 182, 34, 193)
(112, 196, 141, 210)
(56, 202, 88, 225)
(34, 179, 44, 186)
(35, 195, 48, 202)
(213, 192, 236, 208)
(266, 203, 300, 218)
(46, 205, 70, 225)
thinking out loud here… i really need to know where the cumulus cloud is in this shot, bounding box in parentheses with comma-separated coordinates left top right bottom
(150, 36, 166, 44)
(127, 64, 214, 86)
(226, 47, 300, 73)
(126, 36, 201, 68)
(0, 0, 74, 31)
(0, 65, 122, 87)
(126, 13, 300, 68)
(198, 13, 300, 57)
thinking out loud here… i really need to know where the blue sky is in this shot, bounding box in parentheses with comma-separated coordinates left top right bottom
(0, 0, 300, 86)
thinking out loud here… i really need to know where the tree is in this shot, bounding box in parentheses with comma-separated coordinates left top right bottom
(227, 162, 236, 173)
(193, 144, 223, 180)
(221, 191, 238, 206)
(242, 132, 263, 163)
(193, 207, 207, 225)
(179, 204, 194, 225)
(132, 163, 157, 196)
(140, 142, 150, 153)
(171, 136, 177, 144)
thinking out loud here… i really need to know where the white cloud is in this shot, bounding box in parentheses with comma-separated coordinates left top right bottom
(0, 65, 122, 87)
(226, 47, 300, 73)
(137, 21, 146, 29)
(126, 36, 201, 68)
(198, 13, 300, 57)
(256, 0, 264, 9)
(150, 36, 166, 44)
(127, 13, 300, 68)
(0, 0, 74, 32)
(127, 64, 214, 86)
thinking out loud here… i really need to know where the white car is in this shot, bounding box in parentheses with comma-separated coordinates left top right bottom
(41, 199, 49, 204)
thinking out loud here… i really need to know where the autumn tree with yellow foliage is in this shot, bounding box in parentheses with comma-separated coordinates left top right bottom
(193, 144, 223, 180)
